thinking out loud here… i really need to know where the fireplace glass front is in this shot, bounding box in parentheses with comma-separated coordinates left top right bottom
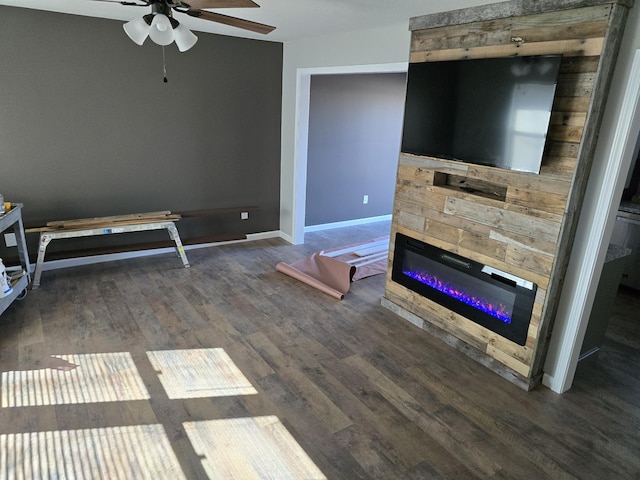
(392, 233, 537, 345)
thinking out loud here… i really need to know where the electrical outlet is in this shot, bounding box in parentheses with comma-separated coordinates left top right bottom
(4, 233, 17, 247)
(363, 195, 369, 205)
(241, 212, 249, 220)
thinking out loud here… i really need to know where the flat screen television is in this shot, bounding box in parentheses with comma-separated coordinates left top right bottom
(401, 55, 563, 174)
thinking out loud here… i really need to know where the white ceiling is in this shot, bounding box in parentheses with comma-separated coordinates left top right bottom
(1, 0, 500, 42)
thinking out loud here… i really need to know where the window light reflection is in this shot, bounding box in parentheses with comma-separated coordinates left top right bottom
(1, 352, 149, 408)
(0, 425, 186, 480)
(184, 416, 327, 480)
(0, 349, 326, 479)
(146, 348, 258, 399)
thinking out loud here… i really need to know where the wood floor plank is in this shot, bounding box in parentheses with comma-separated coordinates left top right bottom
(404, 365, 578, 480)
(248, 329, 354, 435)
(344, 353, 534, 478)
(332, 424, 409, 480)
(300, 352, 480, 478)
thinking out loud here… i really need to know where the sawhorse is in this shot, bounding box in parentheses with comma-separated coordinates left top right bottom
(30, 216, 190, 289)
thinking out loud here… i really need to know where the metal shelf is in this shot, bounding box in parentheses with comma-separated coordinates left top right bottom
(0, 274, 28, 316)
(0, 204, 31, 317)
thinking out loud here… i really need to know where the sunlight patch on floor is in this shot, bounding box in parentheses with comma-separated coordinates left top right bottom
(184, 416, 326, 480)
(146, 348, 258, 399)
(0, 424, 186, 479)
(0, 349, 325, 479)
(1, 352, 149, 407)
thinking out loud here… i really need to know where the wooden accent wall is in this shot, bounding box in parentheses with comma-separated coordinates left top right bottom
(383, 1, 632, 389)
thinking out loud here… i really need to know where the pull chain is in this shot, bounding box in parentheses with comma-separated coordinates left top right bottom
(162, 46, 168, 83)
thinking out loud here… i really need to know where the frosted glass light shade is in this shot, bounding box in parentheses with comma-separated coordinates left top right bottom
(123, 17, 150, 45)
(149, 14, 174, 46)
(174, 24, 198, 52)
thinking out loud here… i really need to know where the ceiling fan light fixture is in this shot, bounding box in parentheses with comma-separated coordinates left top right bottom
(123, 16, 151, 45)
(120, 1, 274, 54)
(149, 14, 175, 46)
(173, 23, 198, 52)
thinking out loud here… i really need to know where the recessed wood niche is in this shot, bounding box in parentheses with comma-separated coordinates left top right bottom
(382, 0, 634, 390)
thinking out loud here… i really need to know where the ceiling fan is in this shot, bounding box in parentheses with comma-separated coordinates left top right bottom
(106, 0, 275, 52)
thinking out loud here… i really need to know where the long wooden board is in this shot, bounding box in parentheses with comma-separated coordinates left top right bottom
(45, 211, 176, 229)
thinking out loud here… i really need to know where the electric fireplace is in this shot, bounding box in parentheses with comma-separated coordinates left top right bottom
(392, 233, 537, 346)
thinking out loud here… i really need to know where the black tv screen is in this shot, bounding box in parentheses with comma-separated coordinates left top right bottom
(401, 55, 562, 174)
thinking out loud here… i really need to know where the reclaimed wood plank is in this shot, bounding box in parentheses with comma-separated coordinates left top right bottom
(394, 183, 431, 208)
(45, 211, 174, 228)
(506, 187, 568, 216)
(551, 111, 588, 126)
(410, 37, 604, 63)
(488, 229, 558, 256)
(398, 152, 469, 173)
(485, 344, 531, 377)
(409, 0, 631, 31)
(384, 282, 492, 354)
(394, 210, 426, 233)
(411, 5, 610, 51)
(553, 95, 592, 112)
(466, 166, 573, 195)
(511, 20, 608, 42)
(423, 218, 509, 262)
(422, 205, 493, 238)
(556, 72, 597, 97)
(396, 164, 435, 185)
(504, 245, 555, 278)
(559, 55, 601, 73)
(443, 197, 562, 244)
(27, 216, 183, 233)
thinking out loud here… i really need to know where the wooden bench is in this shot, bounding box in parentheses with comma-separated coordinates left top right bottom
(26, 211, 190, 289)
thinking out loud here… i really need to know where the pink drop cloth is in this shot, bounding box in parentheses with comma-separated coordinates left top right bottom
(276, 237, 389, 299)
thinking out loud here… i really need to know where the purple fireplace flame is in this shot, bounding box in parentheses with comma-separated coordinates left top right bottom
(402, 267, 512, 323)
(391, 233, 537, 346)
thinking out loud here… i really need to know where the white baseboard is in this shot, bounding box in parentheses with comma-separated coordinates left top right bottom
(277, 231, 295, 244)
(304, 215, 392, 233)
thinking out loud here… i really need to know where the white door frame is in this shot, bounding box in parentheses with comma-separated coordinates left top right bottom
(291, 62, 408, 245)
(543, 49, 640, 393)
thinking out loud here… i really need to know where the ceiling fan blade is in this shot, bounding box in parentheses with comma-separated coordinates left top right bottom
(89, 0, 149, 5)
(188, 10, 275, 34)
(185, 0, 259, 9)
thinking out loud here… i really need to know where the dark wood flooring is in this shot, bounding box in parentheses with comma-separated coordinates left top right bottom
(0, 221, 638, 479)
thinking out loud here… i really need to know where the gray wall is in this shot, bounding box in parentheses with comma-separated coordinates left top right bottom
(305, 73, 406, 226)
(0, 6, 282, 256)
